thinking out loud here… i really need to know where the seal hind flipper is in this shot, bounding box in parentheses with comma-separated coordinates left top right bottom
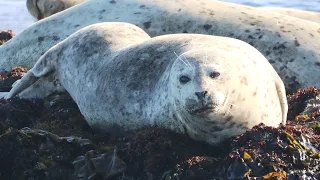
(6, 47, 60, 99)
(274, 72, 288, 124)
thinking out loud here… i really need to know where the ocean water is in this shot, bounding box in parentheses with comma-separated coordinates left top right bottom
(0, 0, 35, 33)
(223, 0, 320, 12)
(0, 0, 320, 34)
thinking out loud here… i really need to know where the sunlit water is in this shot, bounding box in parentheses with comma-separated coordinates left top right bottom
(223, 0, 320, 12)
(0, 0, 35, 33)
(0, 0, 320, 34)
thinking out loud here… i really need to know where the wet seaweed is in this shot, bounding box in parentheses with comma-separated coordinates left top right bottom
(0, 30, 14, 45)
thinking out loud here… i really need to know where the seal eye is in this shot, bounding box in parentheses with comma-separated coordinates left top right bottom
(209, 72, 220, 78)
(179, 76, 191, 84)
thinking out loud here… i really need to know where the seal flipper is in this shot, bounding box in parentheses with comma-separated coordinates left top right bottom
(6, 45, 60, 99)
(6, 71, 39, 99)
(0, 92, 9, 99)
(274, 72, 288, 125)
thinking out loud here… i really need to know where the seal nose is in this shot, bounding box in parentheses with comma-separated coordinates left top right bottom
(195, 91, 208, 100)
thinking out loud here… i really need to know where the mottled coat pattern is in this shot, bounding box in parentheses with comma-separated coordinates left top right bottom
(3, 22, 287, 145)
(1, 0, 320, 92)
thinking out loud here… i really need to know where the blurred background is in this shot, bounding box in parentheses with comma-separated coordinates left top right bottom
(0, 0, 320, 34)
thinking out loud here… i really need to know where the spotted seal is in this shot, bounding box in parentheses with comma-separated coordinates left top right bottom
(26, 0, 87, 20)
(2, 22, 288, 145)
(1, 0, 319, 92)
(260, 7, 320, 24)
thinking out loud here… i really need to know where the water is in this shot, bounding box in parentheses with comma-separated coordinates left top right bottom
(0, 0, 320, 34)
(0, 0, 35, 33)
(223, 0, 320, 12)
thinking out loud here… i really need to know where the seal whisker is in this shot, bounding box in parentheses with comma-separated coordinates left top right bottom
(174, 51, 189, 66)
(221, 102, 238, 116)
(179, 51, 192, 67)
(181, 54, 193, 67)
(205, 51, 209, 65)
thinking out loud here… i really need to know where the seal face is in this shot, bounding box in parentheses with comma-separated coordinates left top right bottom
(170, 51, 226, 117)
(166, 49, 287, 143)
(26, 0, 87, 20)
(3, 22, 288, 145)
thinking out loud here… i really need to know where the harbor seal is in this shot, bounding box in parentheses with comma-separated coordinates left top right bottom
(1, 0, 320, 93)
(3, 22, 288, 145)
(260, 7, 320, 24)
(26, 0, 87, 20)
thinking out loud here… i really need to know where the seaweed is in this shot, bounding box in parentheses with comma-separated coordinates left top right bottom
(0, 30, 14, 45)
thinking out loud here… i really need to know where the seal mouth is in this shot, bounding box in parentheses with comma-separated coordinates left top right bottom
(189, 103, 215, 115)
(193, 107, 214, 115)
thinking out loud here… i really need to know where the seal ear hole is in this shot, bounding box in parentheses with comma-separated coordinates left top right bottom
(209, 72, 220, 78)
(179, 76, 191, 84)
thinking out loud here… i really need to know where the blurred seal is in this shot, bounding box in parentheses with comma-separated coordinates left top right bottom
(27, 0, 87, 20)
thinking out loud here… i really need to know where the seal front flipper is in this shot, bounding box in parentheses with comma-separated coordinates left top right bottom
(6, 72, 39, 99)
(6, 46, 60, 99)
(0, 92, 9, 99)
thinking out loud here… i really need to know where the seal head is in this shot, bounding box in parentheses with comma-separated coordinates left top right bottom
(168, 50, 238, 143)
(27, 0, 86, 20)
(168, 48, 285, 144)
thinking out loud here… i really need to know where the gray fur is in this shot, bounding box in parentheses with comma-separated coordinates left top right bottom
(4, 22, 287, 145)
(260, 7, 320, 24)
(1, 0, 320, 92)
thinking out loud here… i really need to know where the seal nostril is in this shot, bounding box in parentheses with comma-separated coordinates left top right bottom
(204, 91, 208, 97)
(195, 91, 207, 100)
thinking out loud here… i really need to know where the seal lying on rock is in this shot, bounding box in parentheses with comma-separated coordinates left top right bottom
(3, 22, 288, 145)
(26, 0, 87, 20)
(260, 7, 320, 24)
(1, 0, 319, 93)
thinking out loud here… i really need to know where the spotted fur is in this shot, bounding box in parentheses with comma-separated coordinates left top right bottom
(260, 7, 320, 24)
(1, 0, 320, 92)
(3, 22, 288, 145)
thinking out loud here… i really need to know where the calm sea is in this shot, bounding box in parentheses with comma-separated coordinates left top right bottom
(0, 0, 320, 34)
